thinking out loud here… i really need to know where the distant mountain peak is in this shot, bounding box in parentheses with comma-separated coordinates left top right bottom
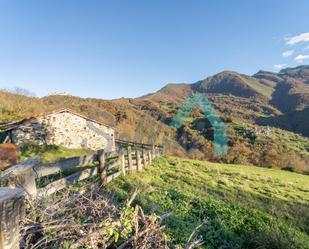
(158, 83, 191, 95)
(278, 65, 309, 78)
(193, 70, 274, 98)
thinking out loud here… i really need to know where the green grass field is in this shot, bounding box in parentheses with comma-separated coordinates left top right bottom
(20, 143, 94, 163)
(108, 156, 309, 249)
(9, 144, 309, 248)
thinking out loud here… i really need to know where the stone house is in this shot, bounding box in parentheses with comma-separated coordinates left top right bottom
(3, 109, 115, 152)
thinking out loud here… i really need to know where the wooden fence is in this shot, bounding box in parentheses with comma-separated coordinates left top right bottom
(0, 141, 163, 249)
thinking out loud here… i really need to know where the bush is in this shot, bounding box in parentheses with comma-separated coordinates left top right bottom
(279, 151, 308, 173)
(227, 142, 252, 165)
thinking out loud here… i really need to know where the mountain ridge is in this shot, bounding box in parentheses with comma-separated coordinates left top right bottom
(141, 65, 309, 134)
(1, 65, 308, 172)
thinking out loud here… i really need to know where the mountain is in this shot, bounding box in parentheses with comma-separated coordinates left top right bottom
(141, 70, 280, 122)
(254, 66, 309, 113)
(193, 71, 274, 98)
(1, 65, 308, 173)
(137, 66, 309, 172)
(141, 65, 309, 135)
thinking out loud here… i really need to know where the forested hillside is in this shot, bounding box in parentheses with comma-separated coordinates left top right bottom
(1, 65, 309, 173)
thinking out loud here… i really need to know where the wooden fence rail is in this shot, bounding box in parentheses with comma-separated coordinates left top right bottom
(0, 140, 164, 249)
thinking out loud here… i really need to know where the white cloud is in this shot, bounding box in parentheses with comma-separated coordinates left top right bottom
(285, 32, 309, 45)
(273, 64, 287, 70)
(282, 50, 294, 57)
(294, 54, 309, 63)
(303, 45, 309, 50)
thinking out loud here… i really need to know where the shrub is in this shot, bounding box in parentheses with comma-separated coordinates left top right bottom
(227, 143, 252, 164)
(279, 151, 308, 173)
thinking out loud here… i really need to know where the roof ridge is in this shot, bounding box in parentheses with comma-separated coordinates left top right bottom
(2, 108, 114, 131)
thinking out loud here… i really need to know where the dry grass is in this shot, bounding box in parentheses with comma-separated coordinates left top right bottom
(21, 183, 170, 249)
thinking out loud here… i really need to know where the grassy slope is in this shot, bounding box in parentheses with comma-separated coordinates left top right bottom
(231, 121, 309, 156)
(239, 74, 274, 98)
(108, 156, 309, 249)
(20, 144, 94, 163)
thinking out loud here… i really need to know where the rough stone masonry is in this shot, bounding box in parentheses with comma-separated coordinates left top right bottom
(6, 109, 115, 152)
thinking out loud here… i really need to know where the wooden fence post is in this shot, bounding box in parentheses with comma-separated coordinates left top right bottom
(2, 157, 40, 199)
(0, 187, 25, 249)
(121, 152, 126, 175)
(98, 150, 107, 184)
(127, 146, 133, 174)
(148, 150, 152, 163)
(152, 145, 156, 159)
(156, 147, 159, 157)
(142, 149, 147, 167)
(136, 150, 142, 171)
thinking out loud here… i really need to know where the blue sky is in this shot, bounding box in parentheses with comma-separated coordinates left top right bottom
(0, 0, 309, 99)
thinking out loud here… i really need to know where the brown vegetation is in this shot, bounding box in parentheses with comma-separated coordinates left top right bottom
(0, 143, 20, 170)
(22, 186, 170, 248)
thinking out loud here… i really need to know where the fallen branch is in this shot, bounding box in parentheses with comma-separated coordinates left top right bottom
(184, 219, 207, 249)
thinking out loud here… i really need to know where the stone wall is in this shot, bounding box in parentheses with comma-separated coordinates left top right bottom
(10, 111, 115, 151)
